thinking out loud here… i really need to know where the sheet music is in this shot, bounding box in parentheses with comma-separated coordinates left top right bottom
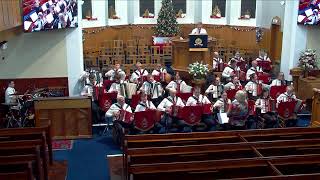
(217, 113, 229, 124)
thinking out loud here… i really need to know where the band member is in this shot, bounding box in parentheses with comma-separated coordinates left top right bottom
(79, 67, 91, 86)
(81, 74, 101, 124)
(245, 74, 264, 100)
(256, 50, 271, 62)
(5, 81, 17, 104)
(276, 86, 300, 127)
(157, 88, 188, 132)
(105, 95, 133, 135)
(105, 63, 126, 81)
(130, 62, 149, 83)
(166, 72, 192, 93)
(212, 52, 223, 71)
(234, 51, 245, 63)
(270, 72, 287, 86)
(186, 87, 211, 106)
(276, 86, 298, 105)
(227, 90, 249, 130)
(213, 91, 231, 113)
(205, 77, 224, 102)
(224, 76, 243, 90)
(135, 92, 157, 112)
(255, 89, 278, 128)
(108, 74, 126, 97)
(151, 64, 167, 76)
(222, 59, 237, 82)
(246, 60, 261, 80)
(139, 75, 164, 106)
(105, 95, 132, 121)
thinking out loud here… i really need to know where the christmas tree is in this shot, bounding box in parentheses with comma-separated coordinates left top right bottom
(154, 0, 179, 37)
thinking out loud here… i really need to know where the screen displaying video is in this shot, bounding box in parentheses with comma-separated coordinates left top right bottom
(298, 0, 320, 25)
(23, 0, 78, 32)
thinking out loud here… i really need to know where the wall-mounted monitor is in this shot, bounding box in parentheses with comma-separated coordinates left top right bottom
(298, 0, 320, 25)
(23, 0, 78, 32)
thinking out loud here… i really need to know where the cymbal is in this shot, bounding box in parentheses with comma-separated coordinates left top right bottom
(32, 88, 47, 93)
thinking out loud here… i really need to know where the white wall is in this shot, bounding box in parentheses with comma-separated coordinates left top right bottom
(307, 28, 320, 58)
(0, 31, 68, 78)
(82, 0, 107, 28)
(0, 2, 84, 96)
(258, 0, 285, 29)
(280, 0, 307, 80)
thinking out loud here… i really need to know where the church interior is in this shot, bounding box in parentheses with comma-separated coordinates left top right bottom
(1, 0, 320, 179)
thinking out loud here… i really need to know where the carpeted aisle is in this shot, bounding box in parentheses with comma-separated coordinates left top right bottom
(53, 134, 121, 180)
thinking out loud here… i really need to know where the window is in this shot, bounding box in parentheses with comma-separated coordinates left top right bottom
(172, 0, 186, 15)
(108, 0, 116, 18)
(140, 0, 155, 17)
(212, 0, 226, 17)
(82, 0, 92, 19)
(241, 0, 256, 18)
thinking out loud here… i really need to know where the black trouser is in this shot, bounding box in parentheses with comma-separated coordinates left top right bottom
(92, 101, 101, 124)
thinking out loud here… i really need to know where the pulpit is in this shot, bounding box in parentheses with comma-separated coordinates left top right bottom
(172, 37, 216, 71)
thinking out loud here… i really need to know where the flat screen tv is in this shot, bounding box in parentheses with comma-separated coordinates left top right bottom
(298, 0, 320, 25)
(23, 0, 78, 32)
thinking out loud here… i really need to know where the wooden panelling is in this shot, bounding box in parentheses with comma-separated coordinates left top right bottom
(0, 77, 69, 103)
(83, 25, 270, 51)
(34, 97, 92, 140)
(0, 0, 21, 32)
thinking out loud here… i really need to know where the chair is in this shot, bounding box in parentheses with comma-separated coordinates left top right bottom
(112, 55, 125, 65)
(126, 46, 138, 56)
(127, 55, 139, 64)
(126, 40, 138, 47)
(138, 45, 150, 55)
(113, 40, 123, 49)
(162, 46, 172, 64)
(150, 46, 162, 64)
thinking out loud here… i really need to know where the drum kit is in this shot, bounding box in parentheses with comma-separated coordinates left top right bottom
(1, 88, 49, 128)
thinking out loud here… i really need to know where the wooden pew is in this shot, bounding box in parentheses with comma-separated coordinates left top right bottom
(0, 162, 35, 180)
(124, 127, 320, 179)
(0, 125, 52, 180)
(0, 141, 45, 180)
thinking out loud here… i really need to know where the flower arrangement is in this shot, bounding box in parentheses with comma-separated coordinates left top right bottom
(298, 49, 319, 72)
(188, 61, 209, 79)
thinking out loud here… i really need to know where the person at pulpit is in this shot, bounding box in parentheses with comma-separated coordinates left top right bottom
(212, 52, 224, 71)
(166, 73, 192, 93)
(270, 72, 287, 87)
(81, 74, 101, 124)
(138, 75, 164, 107)
(222, 59, 237, 82)
(130, 62, 149, 84)
(5, 81, 17, 104)
(191, 22, 207, 35)
(105, 63, 126, 81)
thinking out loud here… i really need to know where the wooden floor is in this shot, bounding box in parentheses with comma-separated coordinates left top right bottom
(49, 161, 68, 180)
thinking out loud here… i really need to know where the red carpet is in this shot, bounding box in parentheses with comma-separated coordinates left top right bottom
(52, 140, 73, 150)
